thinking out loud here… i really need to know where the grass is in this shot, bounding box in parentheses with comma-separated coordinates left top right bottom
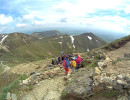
(103, 35, 130, 51)
(0, 74, 28, 100)
(112, 58, 122, 65)
(102, 90, 119, 98)
(0, 67, 3, 75)
(61, 90, 67, 98)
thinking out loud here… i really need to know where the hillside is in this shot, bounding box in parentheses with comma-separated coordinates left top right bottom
(0, 32, 107, 66)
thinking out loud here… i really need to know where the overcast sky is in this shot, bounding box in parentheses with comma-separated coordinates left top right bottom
(0, 0, 130, 34)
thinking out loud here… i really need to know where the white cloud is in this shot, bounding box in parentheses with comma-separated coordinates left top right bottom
(16, 23, 27, 27)
(124, 5, 130, 14)
(0, 14, 13, 25)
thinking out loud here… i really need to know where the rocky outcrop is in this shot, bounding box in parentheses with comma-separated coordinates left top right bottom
(63, 51, 130, 100)
(20, 65, 61, 86)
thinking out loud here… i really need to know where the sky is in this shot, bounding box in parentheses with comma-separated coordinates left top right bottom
(0, 0, 130, 34)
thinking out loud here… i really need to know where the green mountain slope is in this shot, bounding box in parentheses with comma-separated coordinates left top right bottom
(0, 32, 107, 66)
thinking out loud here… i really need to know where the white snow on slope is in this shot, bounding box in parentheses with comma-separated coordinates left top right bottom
(96, 40, 99, 42)
(0, 35, 8, 44)
(70, 36, 75, 48)
(87, 36, 92, 40)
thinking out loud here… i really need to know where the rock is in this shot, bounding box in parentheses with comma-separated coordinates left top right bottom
(6, 92, 11, 100)
(106, 86, 113, 90)
(117, 95, 128, 100)
(11, 94, 17, 100)
(117, 80, 127, 85)
(97, 62, 107, 69)
(117, 74, 125, 80)
(21, 94, 36, 100)
(30, 74, 37, 80)
(105, 57, 111, 61)
(94, 67, 101, 76)
(30, 72, 35, 75)
(22, 79, 29, 85)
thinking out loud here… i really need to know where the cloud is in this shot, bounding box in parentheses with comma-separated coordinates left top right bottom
(124, 5, 130, 14)
(0, 0, 130, 34)
(0, 14, 13, 25)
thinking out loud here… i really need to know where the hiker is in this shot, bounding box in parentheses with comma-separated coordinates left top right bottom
(55, 57, 58, 65)
(71, 58, 77, 73)
(62, 57, 69, 75)
(76, 55, 84, 69)
(58, 56, 61, 64)
(52, 59, 54, 65)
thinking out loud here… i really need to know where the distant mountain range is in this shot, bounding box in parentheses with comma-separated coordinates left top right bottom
(0, 31, 107, 66)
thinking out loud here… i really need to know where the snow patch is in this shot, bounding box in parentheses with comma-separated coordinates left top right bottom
(70, 36, 75, 48)
(60, 36, 63, 38)
(87, 36, 92, 40)
(0, 35, 8, 44)
(96, 40, 99, 42)
(87, 48, 89, 52)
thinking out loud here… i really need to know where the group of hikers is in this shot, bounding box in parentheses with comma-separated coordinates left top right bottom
(52, 53, 84, 76)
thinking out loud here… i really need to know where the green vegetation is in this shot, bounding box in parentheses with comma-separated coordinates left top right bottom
(102, 90, 119, 98)
(61, 90, 67, 98)
(103, 35, 130, 51)
(0, 74, 28, 100)
(112, 58, 122, 65)
(0, 67, 3, 75)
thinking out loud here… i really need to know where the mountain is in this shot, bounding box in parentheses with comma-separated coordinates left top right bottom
(0, 32, 107, 66)
(32, 30, 62, 37)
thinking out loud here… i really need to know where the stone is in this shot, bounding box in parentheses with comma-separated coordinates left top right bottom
(106, 86, 113, 90)
(117, 74, 125, 80)
(22, 79, 29, 85)
(97, 62, 107, 69)
(11, 94, 17, 100)
(117, 95, 128, 100)
(30, 74, 37, 80)
(6, 92, 11, 100)
(30, 72, 35, 75)
(117, 80, 127, 85)
(94, 67, 101, 76)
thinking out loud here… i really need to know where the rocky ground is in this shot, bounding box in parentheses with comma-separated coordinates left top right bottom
(63, 41, 130, 100)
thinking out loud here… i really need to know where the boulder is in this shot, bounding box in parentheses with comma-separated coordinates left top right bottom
(94, 67, 101, 76)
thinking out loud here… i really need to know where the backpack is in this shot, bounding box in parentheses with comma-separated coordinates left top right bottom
(72, 60, 77, 67)
(62, 60, 66, 67)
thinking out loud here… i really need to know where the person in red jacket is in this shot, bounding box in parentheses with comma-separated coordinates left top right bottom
(62, 57, 69, 75)
(76, 55, 83, 69)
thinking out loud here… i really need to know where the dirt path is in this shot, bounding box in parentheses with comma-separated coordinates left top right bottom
(21, 75, 65, 100)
